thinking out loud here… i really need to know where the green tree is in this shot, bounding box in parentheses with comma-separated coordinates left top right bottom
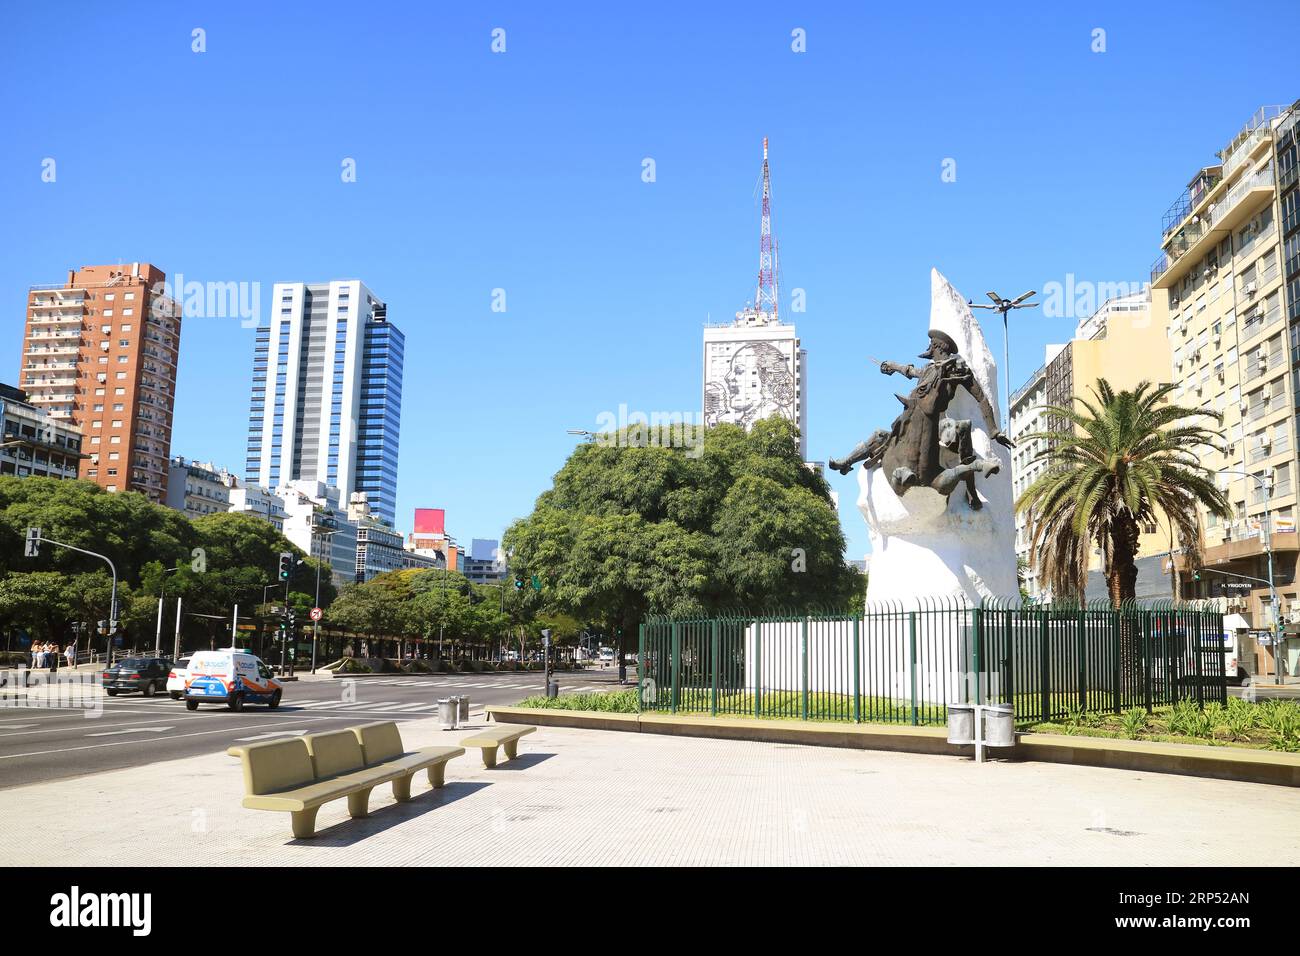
(505, 418, 857, 660)
(1016, 379, 1231, 605)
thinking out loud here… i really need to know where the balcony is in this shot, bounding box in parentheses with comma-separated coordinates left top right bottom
(1152, 166, 1276, 288)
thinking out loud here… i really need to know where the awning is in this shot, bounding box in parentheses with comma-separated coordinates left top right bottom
(1223, 613, 1250, 630)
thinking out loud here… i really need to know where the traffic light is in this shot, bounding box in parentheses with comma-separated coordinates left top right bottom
(531, 574, 542, 592)
(514, 577, 525, 590)
(1192, 569, 1202, 581)
(278, 552, 292, 581)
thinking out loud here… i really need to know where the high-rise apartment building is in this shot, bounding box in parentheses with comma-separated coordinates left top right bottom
(20, 263, 179, 502)
(1150, 101, 1300, 675)
(246, 281, 404, 527)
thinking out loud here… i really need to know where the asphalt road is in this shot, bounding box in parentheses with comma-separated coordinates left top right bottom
(0, 667, 631, 790)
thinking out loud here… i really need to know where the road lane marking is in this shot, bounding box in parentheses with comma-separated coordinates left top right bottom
(85, 725, 175, 737)
(234, 730, 308, 742)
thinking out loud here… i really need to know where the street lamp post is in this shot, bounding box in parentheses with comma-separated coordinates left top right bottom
(969, 290, 1038, 432)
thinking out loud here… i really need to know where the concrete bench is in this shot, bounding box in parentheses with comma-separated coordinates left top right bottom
(226, 721, 464, 838)
(460, 724, 536, 768)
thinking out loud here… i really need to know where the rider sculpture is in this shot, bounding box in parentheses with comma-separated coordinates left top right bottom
(828, 329, 1013, 510)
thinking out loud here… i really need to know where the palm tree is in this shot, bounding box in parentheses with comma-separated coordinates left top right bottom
(1016, 379, 1231, 607)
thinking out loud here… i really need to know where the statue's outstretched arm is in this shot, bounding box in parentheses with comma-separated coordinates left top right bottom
(880, 360, 920, 379)
(963, 375, 1014, 447)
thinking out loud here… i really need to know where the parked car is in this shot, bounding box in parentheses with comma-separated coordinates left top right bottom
(166, 656, 192, 700)
(102, 657, 172, 697)
(184, 649, 282, 711)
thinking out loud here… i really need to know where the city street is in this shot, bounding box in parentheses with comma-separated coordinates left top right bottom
(0, 668, 629, 790)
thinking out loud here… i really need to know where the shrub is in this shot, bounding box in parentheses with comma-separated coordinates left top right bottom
(1260, 701, 1300, 752)
(1120, 707, 1147, 740)
(517, 690, 639, 713)
(337, 658, 372, 674)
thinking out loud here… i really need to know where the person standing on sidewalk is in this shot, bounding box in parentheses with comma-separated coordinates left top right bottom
(49, 644, 59, 674)
(65, 643, 75, 669)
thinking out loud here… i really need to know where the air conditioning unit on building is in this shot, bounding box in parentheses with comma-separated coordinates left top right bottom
(1245, 282, 1258, 296)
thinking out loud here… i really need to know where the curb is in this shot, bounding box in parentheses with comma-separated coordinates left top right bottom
(485, 707, 1300, 787)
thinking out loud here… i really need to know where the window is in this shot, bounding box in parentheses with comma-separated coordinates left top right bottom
(100, 324, 111, 333)
(93, 403, 104, 412)
(111, 420, 122, 428)
(104, 294, 115, 301)
(115, 372, 126, 380)
(95, 388, 105, 396)
(110, 436, 120, 444)
(122, 308, 133, 316)
(119, 339, 129, 347)
(114, 387, 125, 395)
(112, 403, 123, 411)
(91, 421, 101, 429)
(117, 356, 128, 363)
(90, 437, 100, 445)
(108, 452, 119, 461)
(103, 310, 113, 317)
(121, 324, 132, 332)
(123, 292, 134, 300)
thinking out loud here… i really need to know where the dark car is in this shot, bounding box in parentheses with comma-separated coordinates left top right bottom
(103, 657, 171, 697)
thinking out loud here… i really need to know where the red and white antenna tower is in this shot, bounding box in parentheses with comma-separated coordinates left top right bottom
(754, 137, 779, 322)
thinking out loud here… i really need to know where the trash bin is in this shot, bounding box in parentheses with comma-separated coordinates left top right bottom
(546, 679, 558, 699)
(947, 703, 974, 745)
(437, 698, 457, 730)
(456, 695, 470, 722)
(983, 702, 1016, 748)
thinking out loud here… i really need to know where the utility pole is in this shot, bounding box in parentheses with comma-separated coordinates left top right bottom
(154, 565, 181, 656)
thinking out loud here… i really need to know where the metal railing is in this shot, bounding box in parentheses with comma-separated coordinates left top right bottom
(639, 599, 1226, 726)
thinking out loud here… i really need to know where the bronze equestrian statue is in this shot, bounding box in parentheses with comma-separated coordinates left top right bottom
(828, 330, 1013, 510)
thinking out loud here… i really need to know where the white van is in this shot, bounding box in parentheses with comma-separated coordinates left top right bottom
(183, 649, 282, 711)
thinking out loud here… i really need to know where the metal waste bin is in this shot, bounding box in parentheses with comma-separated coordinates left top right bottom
(456, 695, 470, 722)
(984, 702, 1016, 747)
(947, 703, 974, 745)
(437, 698, 457, 730)
(546, 679, 558, 699)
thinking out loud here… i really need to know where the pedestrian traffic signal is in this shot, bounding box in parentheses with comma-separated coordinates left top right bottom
(24, 527, 40, 558)
(531, 574, 541, 592)
(1192, 569, 1202, 581)
(514, 577, 525, 590)
(278, 552, 292, 581)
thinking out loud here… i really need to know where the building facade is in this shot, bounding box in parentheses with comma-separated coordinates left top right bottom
(1149, 102, 1300, 675)
(227, 483, 286, 532)
(278, 480, 359, 586)
(166, 457, 236, 518)
(0, 383, 84, 480)
(246, 281, 403, 527)
(20, 263, 180, 502)
(703, 310, 807, 458)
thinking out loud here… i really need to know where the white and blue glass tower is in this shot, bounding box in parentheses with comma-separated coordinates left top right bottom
(246, 280, 404, 527)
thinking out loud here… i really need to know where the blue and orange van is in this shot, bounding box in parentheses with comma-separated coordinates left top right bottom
(183, 650, 283, 711)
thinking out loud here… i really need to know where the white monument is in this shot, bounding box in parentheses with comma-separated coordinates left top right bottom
(859, 269, 1019, 607)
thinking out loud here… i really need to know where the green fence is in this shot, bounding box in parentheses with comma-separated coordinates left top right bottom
(638, 599, 1226, 725)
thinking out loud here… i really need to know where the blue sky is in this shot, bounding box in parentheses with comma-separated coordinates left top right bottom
(1, 1, 1295, 563)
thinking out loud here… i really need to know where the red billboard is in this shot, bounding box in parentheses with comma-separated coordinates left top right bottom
(414, 508, 445, 535)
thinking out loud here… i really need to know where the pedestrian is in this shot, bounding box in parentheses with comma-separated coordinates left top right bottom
(49, 643, 59, 673)
(33, 643, 45, 669)
(65, 643, 76, 669)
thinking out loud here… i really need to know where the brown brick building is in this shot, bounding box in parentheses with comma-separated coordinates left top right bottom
(20, 263, 180, 503)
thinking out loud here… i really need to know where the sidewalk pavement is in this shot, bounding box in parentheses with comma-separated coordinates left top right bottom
(2, 717, 1297, 867)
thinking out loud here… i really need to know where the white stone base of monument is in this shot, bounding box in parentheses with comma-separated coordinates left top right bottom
(859, 467, 1017, 607)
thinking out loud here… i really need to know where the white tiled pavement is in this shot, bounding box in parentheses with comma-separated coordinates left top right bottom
(3, 719, 1298, 866)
